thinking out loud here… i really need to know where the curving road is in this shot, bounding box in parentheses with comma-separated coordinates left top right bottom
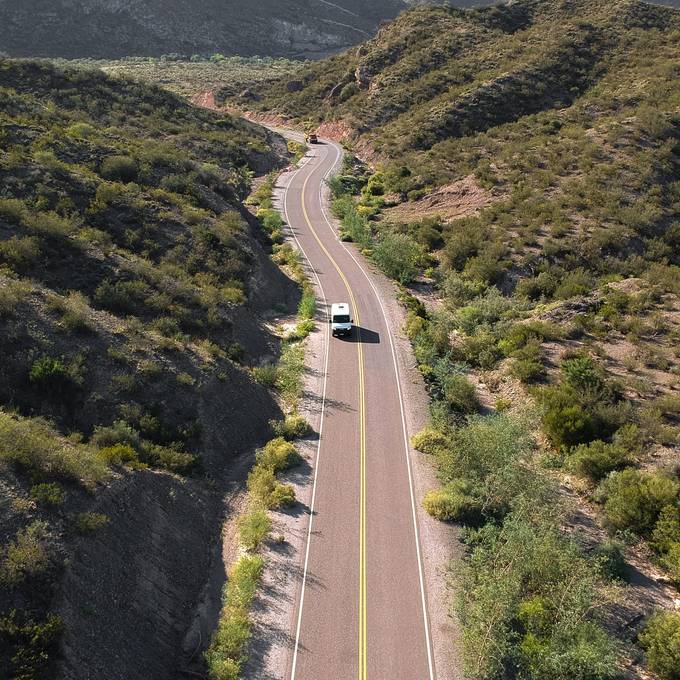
(279, 137, 436, 680)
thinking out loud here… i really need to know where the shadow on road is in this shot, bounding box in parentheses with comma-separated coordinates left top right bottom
(336, 326, 380, 344)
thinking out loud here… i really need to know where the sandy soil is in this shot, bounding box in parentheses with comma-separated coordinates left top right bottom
(385, 175, 491, 222)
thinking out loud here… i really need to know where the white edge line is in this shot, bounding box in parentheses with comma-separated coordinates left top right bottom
(282, 147, 337, 680)
(317, 140, 436, 680)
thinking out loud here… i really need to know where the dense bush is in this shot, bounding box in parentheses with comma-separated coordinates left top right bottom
(537, 355, 622, 451)
(255, 437, 300, 472)
(639, 611, 680, 680)
(205, 554, 264, 680)
(372, 232, 422, 284)
(422, 480, 482, 523)
(442, 373, 480, 414)
(100, 155, 139, 183)
(270, 414, 310, 440)
(0, 411, 108, 487)
(29, 483, 65, 507)
(0, 521, 51, 585)
(598, 469, 678, 535)
(459, 507, 617, 680)
(236, 507, 271, 550)
(566, 440, 631, 483)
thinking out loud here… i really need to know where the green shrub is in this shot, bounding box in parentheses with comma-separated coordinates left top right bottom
(458, 509, 617, 680)
(30, 483, 65, 506)
(66, 122, 96, 139)
(0, 521, 50, 585)
(566, 441, 631, 483)
(205, 554, 264, 679)
(652, 505, 680, 553)
(29, 355, 81, 398)
(411, 428, 450, 455)
(24, 211, 76, 238)
(99, 443, 141, 467)
(423, 480, 481, 523)
(247, 466, 277, 505)
(74, 512, 109, 533)
(256, 437, 300, 471)
(48, 291, 92, 333)
(599, 469, 678, 535)
(252, 363, 278, 386)
(236, 506, 271, 550)
(0, 197, 28, 224)
(100, 155, 139, 182)
(592, 539, 627, 580)
(436, 414, 535, 516)
(270, 414, 311, 440)
(0, 611, 62, 680)
(660, 542, 680, 585)
(276, 341, 305, 407)
(639, 611, 680, 680)
(269, 483, 297, 509)
(0, 235, 41, 267)
(442, 374, 480, 413)
(298, 289, 316, 320)
(0, 411, 108, 487)
(537, 384, 595, 450)
(91, 420, 140, 450)
(510, 354, 545, 384)
(286, 318, 315, 340)
(0, 279, 32, 316)
(372, 232, 422, 284)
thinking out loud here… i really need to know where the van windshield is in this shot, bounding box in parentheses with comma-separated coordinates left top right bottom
(333, 314, 350, 324)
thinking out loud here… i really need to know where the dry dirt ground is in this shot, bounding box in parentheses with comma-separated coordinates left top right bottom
(384, 175, 491, 222)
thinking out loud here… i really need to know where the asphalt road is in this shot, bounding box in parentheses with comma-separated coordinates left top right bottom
(282, 138, 435, 680)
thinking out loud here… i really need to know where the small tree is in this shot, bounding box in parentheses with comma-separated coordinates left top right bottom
(373, 232, 422, 284)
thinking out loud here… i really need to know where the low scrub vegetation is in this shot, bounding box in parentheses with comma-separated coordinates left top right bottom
(416, 411, 620, 680)
(205, 554, 264, 680)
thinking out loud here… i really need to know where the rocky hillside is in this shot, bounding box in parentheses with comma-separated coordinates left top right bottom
(0, 60, 298, 680)
(0, 0, 411, 59)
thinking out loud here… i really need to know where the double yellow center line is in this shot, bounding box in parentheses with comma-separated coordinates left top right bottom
(300, 167, 368, 680)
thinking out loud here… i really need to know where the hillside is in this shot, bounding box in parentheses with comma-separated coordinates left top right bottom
(0, 0, 410, 60)
(0, 60, 299, 679)
(236, 1, 680, 678)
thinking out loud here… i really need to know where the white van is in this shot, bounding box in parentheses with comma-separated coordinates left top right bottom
(330, 302, 353, 337)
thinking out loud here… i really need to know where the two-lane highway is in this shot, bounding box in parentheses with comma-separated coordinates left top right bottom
(280, 138, 435, 680)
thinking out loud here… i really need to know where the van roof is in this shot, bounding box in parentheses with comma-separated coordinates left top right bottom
(331, 302, 349, 313)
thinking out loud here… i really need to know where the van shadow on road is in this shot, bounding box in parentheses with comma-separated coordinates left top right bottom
(336, 326, 380, 344)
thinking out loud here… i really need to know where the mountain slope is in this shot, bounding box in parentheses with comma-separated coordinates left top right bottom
(0, 60, 298, 680)
(0, 0, 409, 59)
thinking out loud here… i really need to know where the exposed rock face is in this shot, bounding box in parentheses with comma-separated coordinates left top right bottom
(0, 0, 407, 58)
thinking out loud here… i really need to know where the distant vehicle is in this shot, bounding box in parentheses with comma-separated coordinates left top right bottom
(330, 303, 353, 337)
(306, 133, 319, 144)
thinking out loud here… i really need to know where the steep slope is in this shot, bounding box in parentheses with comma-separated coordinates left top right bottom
(0, 0, 408, 59)
(0, 60, 298, 680)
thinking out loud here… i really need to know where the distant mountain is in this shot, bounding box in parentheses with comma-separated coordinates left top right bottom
(0, 0, 408, 59)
